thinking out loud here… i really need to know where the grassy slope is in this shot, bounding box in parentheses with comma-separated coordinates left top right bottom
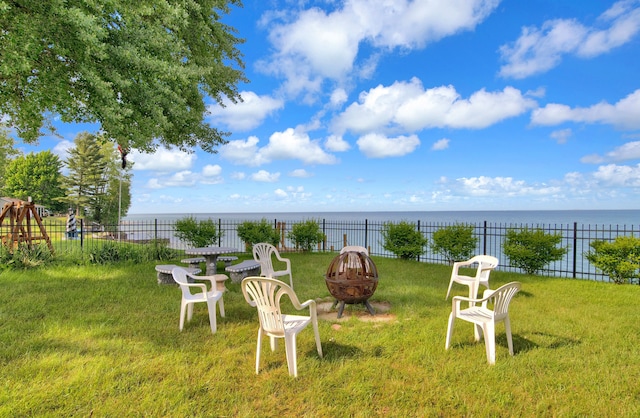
(0, 253, 638, 417)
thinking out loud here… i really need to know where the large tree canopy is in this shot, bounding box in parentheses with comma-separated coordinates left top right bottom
(0, 0, 246, 153)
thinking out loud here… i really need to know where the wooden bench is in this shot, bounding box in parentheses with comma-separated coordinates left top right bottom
(225, 260, 261, 284)
(181, 256, 239, 269)
(155, 264, 201, 285)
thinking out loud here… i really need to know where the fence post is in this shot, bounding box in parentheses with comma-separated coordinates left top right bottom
(322, 219, 326, 252)
(154, 219, 158, 242)
(80, 218, 84, 250)
(573, 222, 578, 279)
(218, 218, 222, 246)
(417, 220, 421, 262)
(483, 221, 487, 255)
(365, 219, 368, 251)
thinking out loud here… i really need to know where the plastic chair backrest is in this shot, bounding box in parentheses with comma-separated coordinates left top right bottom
(486, 281, 521, 320)
(172, 267, 193, 298)
(252, 243, 279, 277)
(471, 255, 499, 280)
(242, 277, 293, 337)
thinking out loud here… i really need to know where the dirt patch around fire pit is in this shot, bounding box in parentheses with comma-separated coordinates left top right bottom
(316, 299, 395, 323)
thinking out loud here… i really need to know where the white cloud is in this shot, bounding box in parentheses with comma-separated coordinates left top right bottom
(53, 140, 73, 160)
(581, 141, 640, 164)
(146, 171, 197, 189)
(432, 138, 450, 151)
(157, 194, 184, 204)
(330, 88, 349, 108)
(325, 135, 351, 152)
(220, 136, 265, 166)
(261, 128, 337, 165)
(251, 170, 280, 182)
(499, 0, 640, 78)
(231, 171, 246, 180)
(260, 0, 500, 98)
(201, 164, 223, 184)
(202, 164, 222, 177)
(274, 188, 288, 198)
(357, 133, 420, 158)
(592, 163, 640, 186)
(221, 129, 337, 166)
(129, 147, 195, 171)
(550, 129, 572, 144)
(207, 91, 284, 131)
(333, 78, 536, 134)
(454, 176, 562, 197)
(289, 169, 312, 178)
(531, 89, 640, 130)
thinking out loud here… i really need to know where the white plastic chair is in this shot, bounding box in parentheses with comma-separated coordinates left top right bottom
(445, 255, 499, 300)
(445, 281, 521, 364)
(171, 266, 224, 334)
(340, 245, 369, 255)
(252, 243, 293, 289)
(241, 276, 323, 377)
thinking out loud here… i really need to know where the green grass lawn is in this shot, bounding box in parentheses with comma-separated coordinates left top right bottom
(1, 253, 639, 417)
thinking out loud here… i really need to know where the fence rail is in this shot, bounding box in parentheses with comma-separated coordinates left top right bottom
(7, 217, 640, 283)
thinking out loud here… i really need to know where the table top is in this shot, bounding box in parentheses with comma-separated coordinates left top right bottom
(184, 246, 237, 256)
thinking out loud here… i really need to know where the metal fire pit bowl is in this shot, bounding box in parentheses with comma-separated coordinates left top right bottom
(324, 251, 379, 318)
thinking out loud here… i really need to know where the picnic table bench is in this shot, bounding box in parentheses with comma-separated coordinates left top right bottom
(155, 264, 201, 285)
(225, 260, 261, 284)
(181, 256, 238, 269)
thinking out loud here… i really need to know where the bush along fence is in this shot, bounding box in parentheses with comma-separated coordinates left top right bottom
(10, 217, 640, 283)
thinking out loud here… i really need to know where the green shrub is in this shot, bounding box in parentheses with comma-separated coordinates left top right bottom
(585, 236, 640, 284)
(287, 220, 325, 251)
(88, 242, 122, 264)
(381, 221, 428, 260)
(237, 218, 281, 248)
(173, 216, 222, 248)
(145, 239, 180, 261)
(503, 227, 567, 275)
(431, 223, 478, 264)
(0, 243, 53, 269)
(88, 240, 179, 264)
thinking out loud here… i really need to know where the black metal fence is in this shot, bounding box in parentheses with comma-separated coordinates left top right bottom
(12, 217, 640, 283)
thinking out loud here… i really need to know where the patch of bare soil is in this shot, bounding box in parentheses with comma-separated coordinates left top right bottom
(316, 299, 396, 323)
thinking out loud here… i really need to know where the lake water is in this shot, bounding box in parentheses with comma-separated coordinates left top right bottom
(122, 209, 640, 281)
(125, 209, 640, 226)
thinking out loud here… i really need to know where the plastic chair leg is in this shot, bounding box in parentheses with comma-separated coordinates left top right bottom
(206, 299, 217, 334)
(504, 317, 514, 355)
(484, 324, 495, 365)
(285, 335, 298, 377)
(179, 302, 188, 331)
(445, 313, 455, 350)
(256, 328, 263, 374)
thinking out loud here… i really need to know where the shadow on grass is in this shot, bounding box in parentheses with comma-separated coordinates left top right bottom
(513, 331, 581, 352)
(448, 331, 580, 356)
(316, 340, 364, 362)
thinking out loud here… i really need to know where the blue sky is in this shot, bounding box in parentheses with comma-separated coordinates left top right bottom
(16, 0, 640, 214)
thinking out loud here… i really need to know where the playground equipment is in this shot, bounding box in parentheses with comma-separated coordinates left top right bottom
(0, 198, 54, 253)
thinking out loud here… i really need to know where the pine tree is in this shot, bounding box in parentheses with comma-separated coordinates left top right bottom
(63, 132, 107, 216)
(63, 132, 132, 227)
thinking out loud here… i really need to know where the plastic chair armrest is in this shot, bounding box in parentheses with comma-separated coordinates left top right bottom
(191, 275, 217, 290)
(183, 282, 208, 294)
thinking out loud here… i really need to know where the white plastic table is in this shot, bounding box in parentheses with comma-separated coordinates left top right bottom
(184, 247, 237, 276)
